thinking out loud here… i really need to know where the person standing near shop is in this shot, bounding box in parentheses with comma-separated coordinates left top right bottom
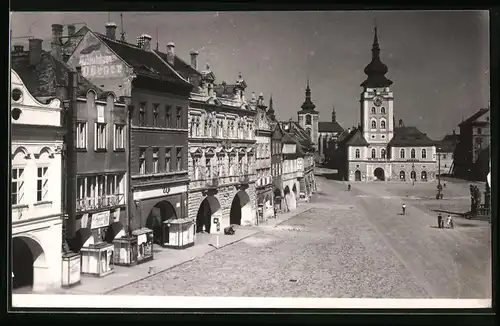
(437, 213, 443, 228)
(402, 203, 406, 215)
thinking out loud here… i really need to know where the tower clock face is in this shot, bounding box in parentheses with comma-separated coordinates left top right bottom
(373, 96, 383, 107)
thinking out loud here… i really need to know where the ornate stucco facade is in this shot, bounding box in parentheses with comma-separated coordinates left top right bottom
(188, 70, 257, 234)
(11, 69, 64, 292)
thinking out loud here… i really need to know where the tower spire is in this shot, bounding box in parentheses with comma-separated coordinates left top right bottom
(300, 79, 316, 112)
(360, 23, 393, 89)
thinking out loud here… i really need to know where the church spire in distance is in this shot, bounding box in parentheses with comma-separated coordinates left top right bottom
(360, 20, 393, 89)
(299, 78, 317, 113)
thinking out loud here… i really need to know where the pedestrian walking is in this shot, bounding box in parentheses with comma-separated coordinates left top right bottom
(447, 214, 454, 229)
(443, 181, 447, 188)
(437, 213, 443, 228)
(402, 203, 406, 215)
(347, 184, 351, 191)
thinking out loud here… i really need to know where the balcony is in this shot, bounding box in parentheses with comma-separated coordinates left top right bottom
(76, 194, 125, 212)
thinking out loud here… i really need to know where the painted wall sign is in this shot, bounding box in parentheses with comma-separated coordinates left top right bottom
(133, 185, 187, 201)
(66, 32, 126, 79)
(91, 210, 110, 229)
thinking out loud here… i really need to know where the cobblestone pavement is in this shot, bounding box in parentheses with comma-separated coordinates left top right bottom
(110, 178, 432, 298)
(349, 181, 491, 299)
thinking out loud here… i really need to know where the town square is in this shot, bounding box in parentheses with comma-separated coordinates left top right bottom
(9, 10, 490, 304)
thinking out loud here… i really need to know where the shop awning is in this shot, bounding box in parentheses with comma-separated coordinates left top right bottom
(67, 228, 92, 252)
(104, 221, 124, 243)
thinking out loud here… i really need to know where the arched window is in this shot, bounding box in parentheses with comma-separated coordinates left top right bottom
(400, 149, 405, 159)
(400, 170, 406, 181)
(410, 170, 416, 180)
(305, 114, 312, 125)
(380, 120, 386, 129)
(421, 171, 427, 180)
(381, 149, 386, 159)
(411, 148, 416, 158)
(371, 148, 376, 158)
(371, 107, 376, 114)
(12, 149, 27, 205)
(355, 149, 360, 159)
(381, 107, 386, 114)
(421, 149, 427, 159)
(371, 120, 376, 129)
(306, 128, 311, 138)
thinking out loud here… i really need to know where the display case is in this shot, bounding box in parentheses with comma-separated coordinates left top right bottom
(113, 236, 138, 266)
(80, 242, 115, 277)
(163, 218, 195, 249)
(132, 228, 154, 264)
(61, 252, 81, 288)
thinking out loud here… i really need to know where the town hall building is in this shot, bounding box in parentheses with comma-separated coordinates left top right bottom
(334, 26, 437, 182)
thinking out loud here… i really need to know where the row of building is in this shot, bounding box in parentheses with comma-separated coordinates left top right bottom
(10, 23, 317, 292)
(323, 26, 490, 183)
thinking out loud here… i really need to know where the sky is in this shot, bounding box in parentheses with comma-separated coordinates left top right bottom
(10, 11, 490, 140)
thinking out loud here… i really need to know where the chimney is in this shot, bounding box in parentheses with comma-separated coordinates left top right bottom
(398, 119, 404, 127)
(67, 24, 76, 36)
(51, 24, 63, 60)
(166, 42, 175, 65)
(28, 38, 43, 66)
(140, 34, 152, 51)
(189, 50, 198, 70)
(136, 36, 144, 48)
(13, 45, 24, 52)
(105, 22, 117, 40)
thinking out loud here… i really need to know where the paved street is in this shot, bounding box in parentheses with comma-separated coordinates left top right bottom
(109, 176, 491, 299)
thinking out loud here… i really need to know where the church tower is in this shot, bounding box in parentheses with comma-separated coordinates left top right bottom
(360, 24, 394, 147)
(297, 79, 319, 149)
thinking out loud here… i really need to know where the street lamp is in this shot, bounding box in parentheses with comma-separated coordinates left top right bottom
(436, 147, 443, 199)
(411, 161, 415, 186)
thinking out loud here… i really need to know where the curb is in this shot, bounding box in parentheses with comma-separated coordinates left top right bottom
(103, 230, 260, 295)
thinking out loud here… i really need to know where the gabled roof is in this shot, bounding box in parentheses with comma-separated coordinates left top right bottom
(154, 50, 201, 80)
(388, 126, 435, 147)
(11, 50, 104, 100)
(346, 129, 369, 146)
(95, 33, 190, 85)
(459, 108, 489, 126)
(318, 121, 344, 133)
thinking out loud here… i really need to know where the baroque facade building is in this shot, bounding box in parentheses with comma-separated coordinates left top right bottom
(254, 93, 274, 223)
(10, 69, 65, 292)
(187, 68, 257, 233)
(333, 26, 437, 182)
(453, 108, 490, 181)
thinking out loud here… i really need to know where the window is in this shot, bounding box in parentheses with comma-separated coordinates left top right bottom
(371, 120, 376, 129)
(165, 105, 172, 128)
(153, 104, 159, 127)
(381, 107, 386, 114)
(165, 148, 171, 172)
(381, 120, 386, 129)
(139, 148, 146, 174)
(411, 148, 416, 159)
(421, 149, 427, 159)
(371, 149, 376, 158)
(95, 123, 107, 150)
(399, 170, 406, 181)
(306, 114, 311, 125)
(400, 149, 405, 159)
(139, 102, 146, 126)
(11, 168, 24, 205)
(477, 128, 482, 135)
(355, 149, 360, 159)
(421, 171, 427, 180)
(152, 148, 159, 173)
(443, 154, 447, 159)
(114, 124, 125, 150)
(381, 135, 385, 139)
(381, 149, 386, 159)
(371, 107, 376, 114)
(176, 107, 182, 128)
(36, 167, 49, 202)
(76, 122, 87, 149)
(176, 147, 183, 171)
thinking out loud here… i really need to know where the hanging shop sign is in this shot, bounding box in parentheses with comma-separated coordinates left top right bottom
(91, 210, 110, 229)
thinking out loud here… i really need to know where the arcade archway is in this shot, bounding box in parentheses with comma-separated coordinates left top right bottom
(230, 190, 251, 225)
(283, 185, 297, 211)
(146, 201, 177, 244)
(374, 167, 385, 181)
(196, 196, 221, 233)
(355, 170, 361, 181)
(12, 236, 46, 291)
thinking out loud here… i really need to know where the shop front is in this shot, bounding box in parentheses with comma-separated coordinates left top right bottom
(256, 186, 274, 223)
(80, 207, 125, 277)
